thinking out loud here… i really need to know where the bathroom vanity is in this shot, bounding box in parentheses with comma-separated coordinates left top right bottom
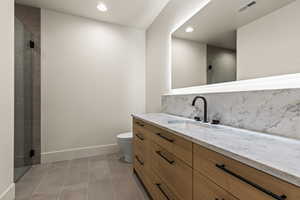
(132, 113, 300, 200)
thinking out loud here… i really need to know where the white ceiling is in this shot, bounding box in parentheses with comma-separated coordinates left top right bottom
(15, 0, 171, 29)
(174, 0, 295, 50)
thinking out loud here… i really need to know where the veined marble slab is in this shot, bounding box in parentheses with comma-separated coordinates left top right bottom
(162, 89, 300, 140)
(132, 113, 300, 187)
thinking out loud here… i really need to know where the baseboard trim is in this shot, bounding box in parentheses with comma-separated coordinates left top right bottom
(41, 143, 119, 163)
(0, 184, 15, 200)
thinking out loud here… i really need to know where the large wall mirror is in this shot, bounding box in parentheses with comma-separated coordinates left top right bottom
(172, 0, 299, 89)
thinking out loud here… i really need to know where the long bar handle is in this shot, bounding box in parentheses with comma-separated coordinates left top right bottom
(156, 184, 170, 200)
(156, 151, 175, 165)
(215, 164, 287, 200)
(135, 155, 144, 166)
(156, 133, 174, 143)
(135, 133, 144, 141)
(136, 122, 145, 127)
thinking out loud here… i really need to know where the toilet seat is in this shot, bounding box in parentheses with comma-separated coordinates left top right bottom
(117, 132, 133, 163)
(117, 132, 132, 140)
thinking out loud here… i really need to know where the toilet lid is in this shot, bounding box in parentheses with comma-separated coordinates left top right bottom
(117, 132, 133, 139)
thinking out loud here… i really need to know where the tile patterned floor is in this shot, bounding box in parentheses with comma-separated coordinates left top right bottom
(15, 154, 150, 200)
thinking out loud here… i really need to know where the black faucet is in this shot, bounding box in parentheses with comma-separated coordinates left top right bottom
(192, 96, 208, 123)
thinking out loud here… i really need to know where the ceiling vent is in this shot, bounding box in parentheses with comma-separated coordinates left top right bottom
(239, 1, 257, 12)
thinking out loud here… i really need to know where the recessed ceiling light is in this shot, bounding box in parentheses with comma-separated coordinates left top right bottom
(185, 26, 194, 33)
(97, 2, 108, 12)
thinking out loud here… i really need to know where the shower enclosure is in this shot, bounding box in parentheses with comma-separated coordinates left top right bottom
(14, 17, 34, 182)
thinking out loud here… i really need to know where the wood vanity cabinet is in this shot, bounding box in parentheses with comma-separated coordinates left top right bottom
(193, 144, 300, 200)
(132, 117, 300, 200)
(133, 118, 192, 200)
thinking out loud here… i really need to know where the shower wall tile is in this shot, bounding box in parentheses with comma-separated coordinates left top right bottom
(162, 89, 300, 140)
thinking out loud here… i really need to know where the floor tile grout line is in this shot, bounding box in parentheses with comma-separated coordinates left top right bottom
(108, 154, 120, 200)
(87, 157, 91, 200)
(28, 164, 52, 198)
(56, 160, 71, 200)
(16, 153, 150, 200)
(105, 155, 114, 200)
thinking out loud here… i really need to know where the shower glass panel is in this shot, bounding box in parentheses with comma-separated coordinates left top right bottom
(14, 17, 34, 182)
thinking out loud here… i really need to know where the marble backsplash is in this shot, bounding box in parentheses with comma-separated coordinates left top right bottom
(162, 89, 300, 140)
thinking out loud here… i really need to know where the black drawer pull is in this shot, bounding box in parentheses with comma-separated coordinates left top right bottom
(156, 133, 174, 143)
(135, 133, 144, 141)
(136, 122, 145, 127)
(156, 183, 170, 200)
(215, 164, 287, 200)
(135, 155, 144, 166)
(156, 151, 175, 165)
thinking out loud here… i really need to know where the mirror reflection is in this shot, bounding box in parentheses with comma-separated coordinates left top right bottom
(172, 0, 297, 89)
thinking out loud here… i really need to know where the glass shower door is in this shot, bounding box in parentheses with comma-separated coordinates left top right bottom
(14, 17, 34, 182)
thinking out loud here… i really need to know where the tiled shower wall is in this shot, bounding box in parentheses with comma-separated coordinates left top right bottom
(162, 89, 300, 140)
(15, 4, 41, 164)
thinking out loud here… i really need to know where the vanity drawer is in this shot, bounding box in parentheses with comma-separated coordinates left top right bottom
(194, 144, 300, 200)
(134, 145, 159, 199)
(133, 130, 147, 155)
(194, 170, 238, 200)
(147, 170, 181, 200)
(147, 124, 193, 166)
(134, 150, 146, 173)
(151, 142, 193, 200)
(133, 119, 149, 140)
(134, 137, 151, 173)
(134, 154, 158, 200)
(134, 154, 144, 177)
(133, 118, 149, 131)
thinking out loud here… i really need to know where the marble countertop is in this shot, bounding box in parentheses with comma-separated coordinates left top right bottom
(132, 113, 300, 187)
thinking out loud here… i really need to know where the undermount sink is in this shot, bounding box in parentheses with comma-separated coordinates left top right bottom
(167, 120, 188, 124)
(167, 119, 215, 129)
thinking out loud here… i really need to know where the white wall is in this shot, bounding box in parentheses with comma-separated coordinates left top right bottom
(172, 37, 207, 89)
(42, 10, 145, 161)
(146, 0, 211, 112)
(237, 1, 300, 80)
(0, 0, 15, 199)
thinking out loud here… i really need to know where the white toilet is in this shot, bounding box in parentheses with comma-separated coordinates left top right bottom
(117, 132, 133, 163)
